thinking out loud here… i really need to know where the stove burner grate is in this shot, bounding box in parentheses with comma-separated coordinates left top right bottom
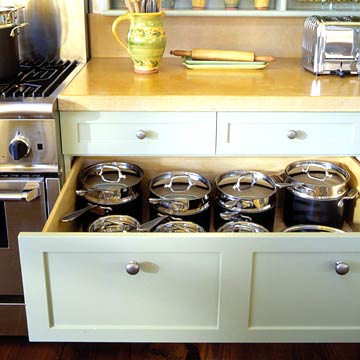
(0, 59, 78, 98)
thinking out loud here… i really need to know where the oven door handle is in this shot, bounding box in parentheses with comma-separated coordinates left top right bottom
(0, 183, 40, 202)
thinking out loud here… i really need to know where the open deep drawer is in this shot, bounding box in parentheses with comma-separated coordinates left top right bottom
(19, 156, 360, 343)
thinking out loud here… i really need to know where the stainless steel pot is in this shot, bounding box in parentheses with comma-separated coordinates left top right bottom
(154, 221, 205, 233)
(282, 160, 358, 228)
(77, 162, 144, 206)
(149, 171, 212, 230)
(0, 6, 27, 81)
(214, 170, 277, 231)
(217, 221, 269, 233)
(88, 215, 141, 232)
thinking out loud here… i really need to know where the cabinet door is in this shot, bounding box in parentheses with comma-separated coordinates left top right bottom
(60, 112, 216, 156)
(241, 235, 360, 342)
(216, 112, 360, 155)
(18, 233, 246, 342)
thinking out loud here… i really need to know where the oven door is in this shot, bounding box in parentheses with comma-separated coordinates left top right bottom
(0, 177, 46, 295)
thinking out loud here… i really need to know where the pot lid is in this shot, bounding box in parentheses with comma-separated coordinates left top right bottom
(79, 162, 144, 191)
(284, 160, 349, 194)
(150, 171, 211, 199)
(217, 221, 269, 232)
(88, 215, 140, 232)
(154, 221, 205, 233)
(215, 171, 276, 199)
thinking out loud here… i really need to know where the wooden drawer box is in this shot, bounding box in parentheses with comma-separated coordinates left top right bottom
(60, 112, 216, 156)
(216, 112, 360, 156)
(19, 156, 360, 343)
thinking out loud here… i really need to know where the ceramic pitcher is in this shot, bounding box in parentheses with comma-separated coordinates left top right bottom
(112, 11, 166, 74)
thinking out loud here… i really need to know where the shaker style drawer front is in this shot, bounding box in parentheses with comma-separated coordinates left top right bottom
(19, 234, 245, 342)
(247, 247, 360, 341)
(60, 112, 216, 155)
(216, 112, 360, 155)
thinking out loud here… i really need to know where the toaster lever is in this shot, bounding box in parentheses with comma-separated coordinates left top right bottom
(335, 62, 350, 78)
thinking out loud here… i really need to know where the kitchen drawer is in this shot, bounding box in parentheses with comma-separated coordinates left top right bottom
(216, 112, 360, 156)
(19, 156, 360, 342)
(60, 112, 216, 155)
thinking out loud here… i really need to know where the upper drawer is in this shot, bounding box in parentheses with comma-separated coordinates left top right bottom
(216, 112, 360, 156)
(60, 112, 216, 156)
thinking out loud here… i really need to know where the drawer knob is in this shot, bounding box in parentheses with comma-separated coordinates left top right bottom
(126, 260, 140, 275)
(287, 130, 298, 140)
(136, 130, 147, 140)
(335, 261, 349, 275)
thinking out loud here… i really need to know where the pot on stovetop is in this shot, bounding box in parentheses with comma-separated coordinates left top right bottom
(0, 6, 27, 81)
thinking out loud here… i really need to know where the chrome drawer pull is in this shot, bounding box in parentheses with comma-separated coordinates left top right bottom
(335, 261, 349, 275)
(287, 130, 298, 140)
(136, 130, 147, 140)
(126, 260, 140, 275)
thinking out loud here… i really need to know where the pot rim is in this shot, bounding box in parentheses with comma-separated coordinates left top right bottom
(282, 224, 345, 233)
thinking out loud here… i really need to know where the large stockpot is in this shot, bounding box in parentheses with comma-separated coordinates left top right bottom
(76, 161, 144, 228)
(282, 160, 358, 228)
(148, 171, 212, 230)
(0, 6, 27, 81)
(214, 170, 278, 231)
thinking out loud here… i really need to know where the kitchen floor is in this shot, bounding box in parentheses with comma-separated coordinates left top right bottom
(0, 338, 359, 360)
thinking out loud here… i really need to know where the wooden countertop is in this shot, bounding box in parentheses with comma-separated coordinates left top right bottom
(58, 58, 360, 112)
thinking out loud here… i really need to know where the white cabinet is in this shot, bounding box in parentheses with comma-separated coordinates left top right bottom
(216, 112, 360, 156)
(18, 155, 360, 342)
(60, 112, 216, 156)
(91, 0, 360, 16)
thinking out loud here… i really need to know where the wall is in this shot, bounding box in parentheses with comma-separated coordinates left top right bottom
(88, 14, 305, 58)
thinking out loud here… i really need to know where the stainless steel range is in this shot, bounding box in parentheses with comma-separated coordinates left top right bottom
(0, 0, 88, 336)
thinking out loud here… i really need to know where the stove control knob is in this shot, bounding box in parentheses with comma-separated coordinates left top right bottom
(9, 136, 31, 160)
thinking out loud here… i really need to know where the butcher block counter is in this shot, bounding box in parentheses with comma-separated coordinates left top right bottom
(58, 57, 360, 112)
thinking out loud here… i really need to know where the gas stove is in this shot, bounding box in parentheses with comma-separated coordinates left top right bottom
(0, 59, 77, 98)
(0, 58, 79, 118)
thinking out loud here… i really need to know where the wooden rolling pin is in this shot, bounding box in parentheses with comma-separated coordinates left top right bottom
(170, 48, 276, 62)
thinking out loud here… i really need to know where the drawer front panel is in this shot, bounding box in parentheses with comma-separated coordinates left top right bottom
(249, 251, 360, 331)
(60, 112, 216, 155)
(19, 234, 244, 342)
(216, 113, 360, 155)
(46, 251, 220, 328)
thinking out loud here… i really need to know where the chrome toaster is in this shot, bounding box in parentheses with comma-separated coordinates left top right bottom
(302, 15, 360, 76)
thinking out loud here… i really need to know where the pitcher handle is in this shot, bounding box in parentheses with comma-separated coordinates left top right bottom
(112, 13, 130, 50)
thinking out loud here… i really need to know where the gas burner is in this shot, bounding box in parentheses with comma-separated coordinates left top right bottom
(0, 59, 78, 98)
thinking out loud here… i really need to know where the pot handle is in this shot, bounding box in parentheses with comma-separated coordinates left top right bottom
(220, 211, 252, 222)
(338, 188, 358, 208)
(301, 163, 332, 182)
(112, 13, 131, 50)
(232, 172, 257, 192)
(99, 165, 126, 183)
(10, 23, 28, 38)
(164, 175, 196, 192)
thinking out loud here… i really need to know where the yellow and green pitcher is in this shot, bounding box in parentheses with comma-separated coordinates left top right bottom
(112, 11, 166, 74)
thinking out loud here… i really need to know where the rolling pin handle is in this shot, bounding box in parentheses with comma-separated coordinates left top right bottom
(170, 50, 192, 57)
(255, 55, 277, 62)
